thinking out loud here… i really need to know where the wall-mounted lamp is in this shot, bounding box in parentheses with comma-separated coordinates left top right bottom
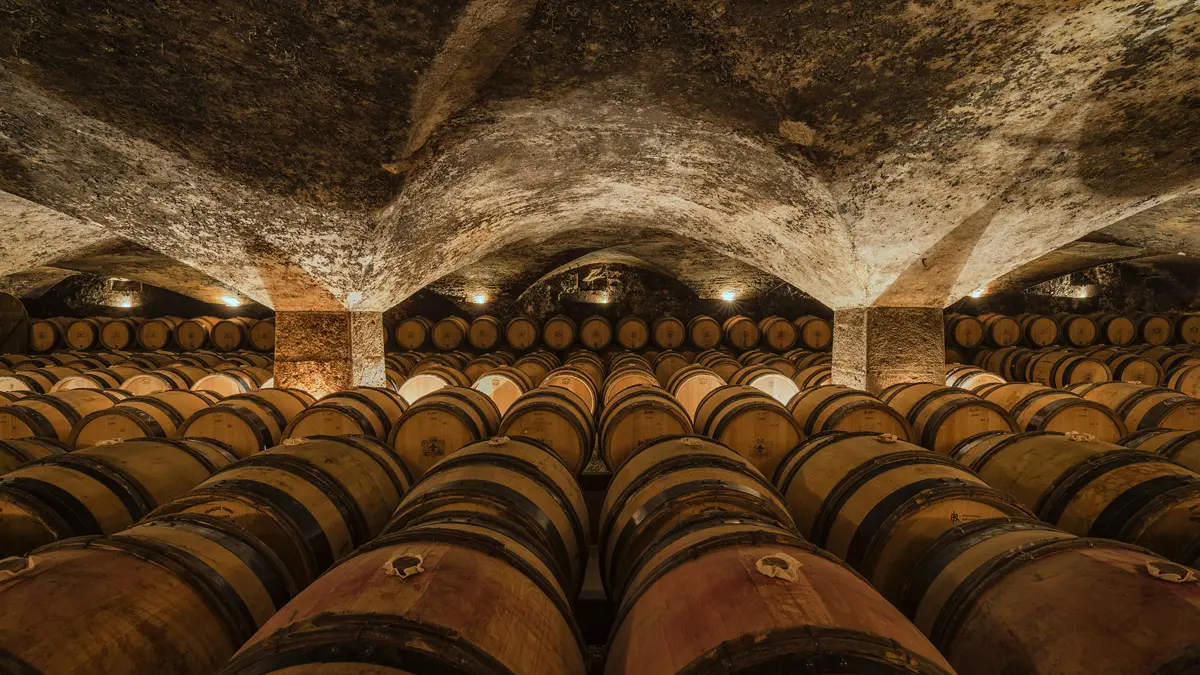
(221, 296, 242, 307)
(472, 294, 488, 305)
(721, 291, 736, 302)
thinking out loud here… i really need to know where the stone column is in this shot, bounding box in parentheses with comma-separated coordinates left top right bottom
(832, 307, 944, 395)
(273, 311, 386, 398)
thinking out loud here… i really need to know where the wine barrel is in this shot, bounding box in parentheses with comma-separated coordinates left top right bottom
(787, 385, 913, 441)
(471, 365, 535, 415)
(651, 350, 689, 386)
(944, 364, 1005, 390)
(728, 364, 802, 405)
(542, 365, 600, 415)
(1122, 428, 1200, 474)
(178, 389, 315, 458)
(0, 390, 129, 442)
(99, 317, 141, 351)
(615, 316, 649, 350)
(0, 366, 80, 394)
(282, 387, 407, 442)
(758, 315, 798, 351)
(190, 366, 273, 397)
(174, 316, 218, 350)
(1132, 312, 1173, 345)
(685, 315, 720, 349)
(133, 316, 180, 350)
(387, 387, 501, 477)
(0, 437, 69, 476)
(1023, 350, 1112, 386)
(564, 349, 604, 382)
(945, 348, 964, 364)
(0, 514, 294, 675)
(722, 315, 760, 351)
(387, 436, 589, 594)
(695, 385, 805, 477)
(598, 435, 794, 599)
(1161, 351, 1200, 372)
(952, 431, 1200, 566)
(774, 431, 1029, 602)
(975, 313, 1019, 348)
(605, 515, 953, 675)
(601, 368, 659, 407)
(793, 315, 833, 350)
(505, 315, 539, 351)
(120, 364, 209, 395)
(899, 518, 1200, 675)
(208, 316, 253, 351)
(467, 315, 501, 350)
(1051, 313, 1098, 347)
(651, 316, 685, 350)
(461, 354, 504, 382)
(514, 352, 559, 386)
(976, 382, 1127, 441)
(610, 351, 651, 372)
(248, 317, 275, 351)
(0, 438, 237, 556)
(125, 351, 177, 369)
(223, 352, 272, 368)
(1070, 381, 1200, 432)
(945, 314, 984, 348)
(665, 365, 725, 420)
(0, 355, 33, 368)
(49, 365, 144, 391)
(1087, 347, 1166, 385)
(154, 435, 412, 587)
(28, 317, 70, 352)
(792, 364, 832, 389)
(498, 388, 594, 475)
(70, 390, 221, 449)
(1088, 312, 1137, 346)
(880, 383, 1016, 454)
(578, 315, 613, 350)
(1015, 313, 1059, 347)
(393, 316, 433, 350)
(1169, 364, 1200, 398)
(598, 386, 693, 472)
(395, 363, 471, 404)
(431, 315, 470, 351)
(974, 346, 1031, 380)
(1173, 313, 1200, 345)
(223, 513, 586, 675)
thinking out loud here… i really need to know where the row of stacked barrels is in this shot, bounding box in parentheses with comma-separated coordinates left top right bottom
(945, 311, 1200, 351)
(3, 386, 1200, 670)
(27, 315, 276, 353)
(953, 342, 1200, 399)
(390, 313, 834, 353)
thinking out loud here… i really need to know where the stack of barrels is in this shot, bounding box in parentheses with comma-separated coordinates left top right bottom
(390, 313, 833, 354)
(28, 315, 275, 353)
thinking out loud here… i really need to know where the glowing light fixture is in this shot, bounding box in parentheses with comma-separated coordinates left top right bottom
(472, 294, 488, 305)
(969, 287, 986, 299)
(221, 296, 242, 307)
(721, 291, 736, 302)
(599, 293, 610, 304)
(116, 297, 133, 308)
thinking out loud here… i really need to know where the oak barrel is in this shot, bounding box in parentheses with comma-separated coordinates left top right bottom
(466, 315, 501, 350)
(431, 315, 470, 351)
(1168, 364, 1200, 397)
(505, 315, 539, 351)
(63, 317, 108, 351)
(0, 438, 237, 556)
(651, 350, 690, 386)
(387, 386, 501, 477)
(393, 316, 433, 350)
(666, 365, 726, 420)
(729, 364, 802, 404)
(1122, 428, 1200, 473)
(686, 315, 721, 349)
(0, 437, 69, 476)
(0, 389, 129, 442)
(99, 317, 142, 351)
(174, 316, 219, 350)
(28, 318, 70, 352)
(470, 365, 535, 415)
(1052, 313, 1098, 347)
(49, 365, 144, 391)
(793, 364, 833, 388)
(976, 382, 1127, 441)
(578, 314, 613, 350)
(695, 385, 805, 477)
(722, 314, 760, 351)
(1070, 381, 1200, 432)
(498, 387, 594, 475)
(0, 366, 80, 393)
(1016, 313, 1059, 347)
(601, 368, 659, 407)
(758, 315, 798, 351)
(70, 390, 221, 449)
(651, 316, 686, 350)
(191, 366, 273, 397)
(944, 364, 1005, 391)
(615, 315, 649, 350)
(248, 318, 275, 351)
(880, 383, 1016, 454)
(793, 315, 833, 350)
(1023, 349, 1112, 386)
(598, 385, 693, 472)
(121, 364, 210, 395)
(945, 314, 984, 348)
(787, 385, 913, 441)
(1089, 312, 1137, 346)
(1132, 312, 1173, 345)
(1087, 347, 1165, 385)
(395, 363, 470, 404)
(178, 388, 315, 458)
(541, 365, 600, 415)
(282, 387, 407, 442)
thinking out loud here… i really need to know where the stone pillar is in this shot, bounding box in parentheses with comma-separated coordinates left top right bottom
(832, 307, 944, 395)
(274, 311, 386, 398)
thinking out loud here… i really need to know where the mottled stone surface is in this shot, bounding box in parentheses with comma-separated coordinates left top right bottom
(833, 307, 945, 395)
(274, 311, 385, 398)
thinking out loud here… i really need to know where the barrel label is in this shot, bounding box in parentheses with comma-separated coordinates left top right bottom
(422, 437, 446, 458)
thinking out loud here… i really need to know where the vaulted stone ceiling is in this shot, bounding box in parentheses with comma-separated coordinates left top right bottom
(1, 0, 1196, 311)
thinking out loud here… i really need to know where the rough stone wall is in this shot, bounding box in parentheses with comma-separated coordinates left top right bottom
(22, 274, 271, 320)
(833, 307, 945, 394)
(274, 311, 385, 398)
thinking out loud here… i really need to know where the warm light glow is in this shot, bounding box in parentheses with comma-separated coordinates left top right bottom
(721, 291, 736, 302)
(599, 293, 610, 304)
(969, 287, 986, 298)
(347, 291, 364, 306)
(221, 296, 242, 307)
(116, 297, 133, 308)
(472, 294, 488, 305)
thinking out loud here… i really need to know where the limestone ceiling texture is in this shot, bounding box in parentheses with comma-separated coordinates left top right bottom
(0, 0, 1195, 311)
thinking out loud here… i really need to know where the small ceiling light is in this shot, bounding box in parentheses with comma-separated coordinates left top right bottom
(472, 294, 488, 305)
(721, 291, 736, 302)
(116, 297, 133, 308)
(969, 287, 986, 299)
(599, 293, 610, 304)
(347, 291, 364, 306)
(221, 296, 242, 307)
(1179, 252, 1188, 256)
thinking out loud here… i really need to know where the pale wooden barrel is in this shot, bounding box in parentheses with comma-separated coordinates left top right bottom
(695, 385, 805, 477)
(190, 366, 273, 397)
(430, 315, 469, 351)
(578, 314, 613, 350)
(651, 316, 685, 350)
(281, 387, 407, 442)
(0, 513, 295, 675)
(63, 317, 108, 351)
(651, 350, 690, 386)
(793, 315, 833, 350)
(120, 364, 210, 395)
(1015, 313, 1059, 347)
(880, 383, 1016, 454)
(505, 315, 539, 351)
(248, 317, 275, 351)
(28, 318, 70, 352)
(598, 385, 693, 471)
(976, 382, 1127, 441)
(178, 389, 314, 458)
(1132, 312, 1173, 345)
(209, 316, 255, 351)
(387, 387, 501, 477)
(728, 364, 802, 404)
(49, 365, 144, 391)
(0, 366, 81, 394)
(899, 518, 1200, 675)
(758, 315, 798, 351)
(1168, 364, 1200, 398)
(793, 364, 832, 388)
(470, 365, 535, 415)
(1088, 347, 1165, 385)
(666, 365, 726, 420)
(1070, 381, 1200, 433)
(1023, 350, 1112, 386)
(945, 313, 984, 348)
(393, 316, 432, 350)
(0, 438, 237, 556)
(99, 317, 142, 351)
(498, 387, 594, 474)
(542, 365, 600, 415)
(722, 314, 760, 351)
(615, 315, 649, 350)
(395, 363, 470, 404)
(0, 437, 70, 476)
(1089, 312, 1137, 346)
(136, 316, 182, 350)
(0, 389, 129, 442)
(944, 364, 1005, 390)
(174, 316, 219, 350)
(601, 368, 659, 407)
(1122, 428, 1200, 474)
